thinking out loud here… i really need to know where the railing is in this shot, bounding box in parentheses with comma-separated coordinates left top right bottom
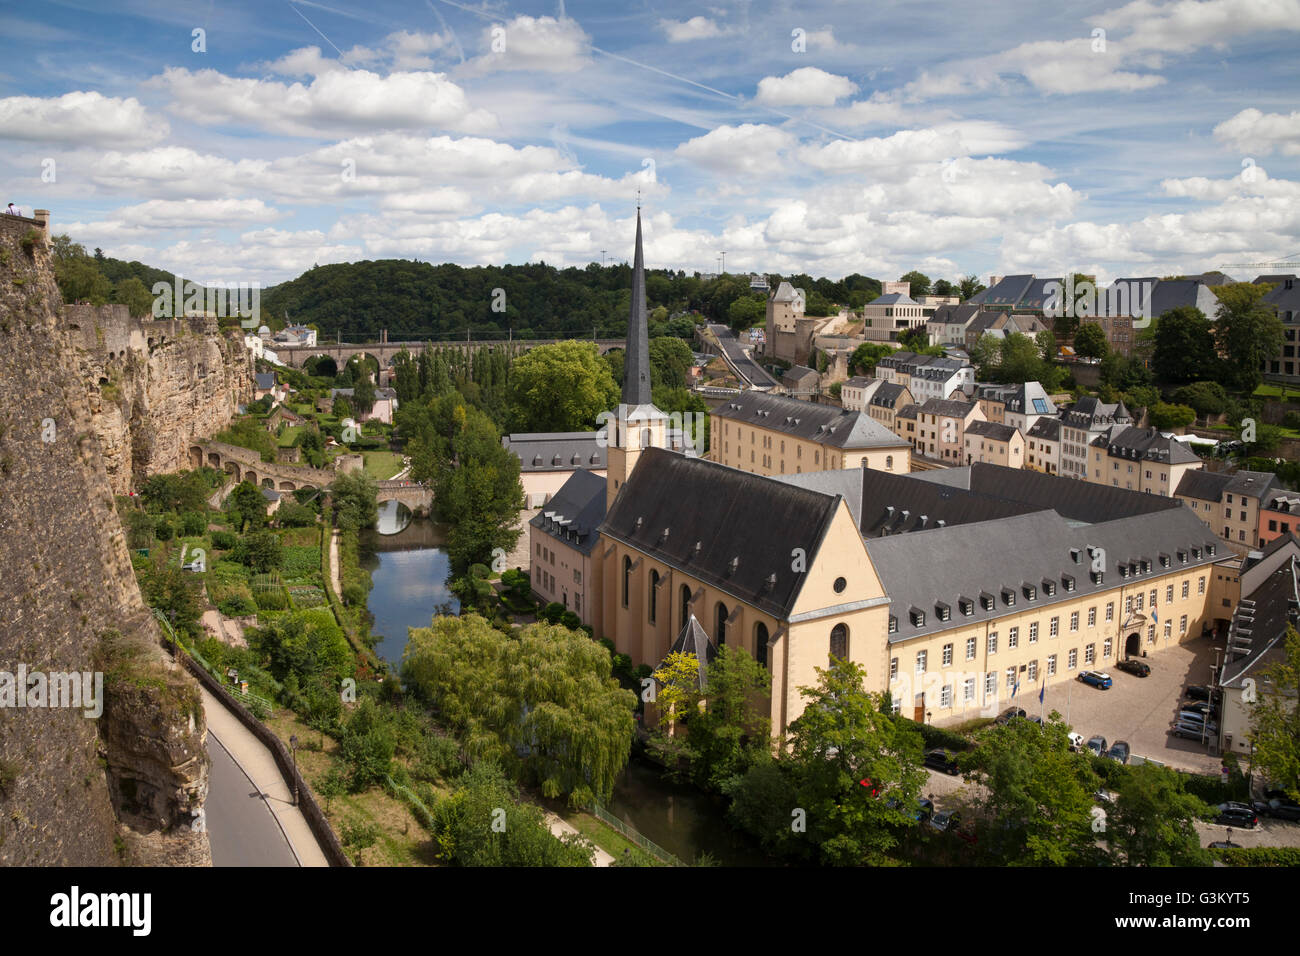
(152, 607, 275, 716)
(589, 803, 686, 867)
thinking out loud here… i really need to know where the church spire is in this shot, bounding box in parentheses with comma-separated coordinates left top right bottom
(621, 207, 651, 406)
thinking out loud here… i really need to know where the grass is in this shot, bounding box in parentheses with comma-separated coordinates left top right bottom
(558, 808, 641, 862)
(363, 450, 405, 480)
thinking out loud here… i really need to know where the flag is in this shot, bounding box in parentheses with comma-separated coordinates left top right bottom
(1152, 609, 1158, 623)
(1039, 682, 1045, 705)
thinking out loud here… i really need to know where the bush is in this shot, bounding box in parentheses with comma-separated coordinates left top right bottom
(179, 512, 207, 536)
(560, 610, 581, 630)
(218, 595, 256, 616)
(891, 713, 972, 752)
(276, 501, 317, 527)
(1284, 411, 1300, 430)
(1210, 846, 1300, 867)
(154, 518, 174, 541)
(211, 530, 237, 550)
(541, 602, 566, 624)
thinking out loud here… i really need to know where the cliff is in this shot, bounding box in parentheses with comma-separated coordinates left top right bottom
(65, 304, 254, 494)
(0, 213, 211, 865)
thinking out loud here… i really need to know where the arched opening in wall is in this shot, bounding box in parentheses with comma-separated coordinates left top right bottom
(262, 478, 275, 489)
(189, 446, 203, 470)
(830, 623, 849, 662)
(243, 470, 258, 487)
(224, 461, 241, 482)
(98, 377, 108, 386)
(279, 481, 295, 491)
(640, 427, 652, 449)
(754, 622, 769, 668)
(680, 583, 691, 630)
(885, 455, 893, 470)
(1125, 632, 1140, 659)
(622, 556, 632, 608)
(715, 601, 728, 646)
(208, 452, 221, 469)
(649, 569, 660, 624)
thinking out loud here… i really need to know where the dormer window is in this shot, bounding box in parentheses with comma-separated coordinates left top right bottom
(1043, 579, 1056, 597)
(1062, 575, 1075, 592)
(1070, 548, 1081, 564)
(981, 592, 994, 611)
(1091, 569, 1104, 585)
(1177, 550, 1187, 563)
(1207, 544, 1216, 556)
(1140, 559, 1150, 574)
(909, 607, 925, 627)
(1119, 565, 1130, 578)
(1002, 588, 1016, 607)
(936, 602, 951, 622)
(1023, 584, 1037, 601)
(958, 598, 974, 616)
(888, 615, 898, 634)
(1160, 554, 1171, 568)
(1192, 547, 1202, 559)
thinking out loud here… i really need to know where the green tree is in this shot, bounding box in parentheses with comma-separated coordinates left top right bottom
(1108, 762, 1212, 866)
(138, 558, 204, 637)
(507, 341, 619, 432)
(351, 376, 376, 417)
(403, 615, 636, 807)
(1213, 283, 1286, 392)
(849, 342, 893, 376)
(961, 713, 1101, 865)
(932, 278, 957, 297)
(727, 295, 766, 332)
(1171, 381, 1229, 419)
(786, 657, 927, 865)
(329, 471, 379, 532)
(1149, 402, 1196, 430)
(899, 270, 931, 298)
(959, 274, 986, 300)
(1152, 307, 1217, 384)
(650, 650, 700, 737)
(227, 481, 267, 533)
(647, 336, 693, 390)
(683, 646, 772, 792)
(1035, 328, 1059, 362)
(1249, 626, 1300, 802)
(1073, 322, 1109, 360)
(114, 277, 155, 318)
(240, 529, 283, 572)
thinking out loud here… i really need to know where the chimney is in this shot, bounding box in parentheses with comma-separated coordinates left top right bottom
(33, 209, 50, 239)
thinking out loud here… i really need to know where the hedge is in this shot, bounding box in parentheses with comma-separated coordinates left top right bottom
(1210, 846, 1300, 867)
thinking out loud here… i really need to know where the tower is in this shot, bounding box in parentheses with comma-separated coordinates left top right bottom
(607, 206, 667, 509)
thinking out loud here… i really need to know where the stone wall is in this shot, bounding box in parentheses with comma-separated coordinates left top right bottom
(66, 303, 254, 494)
(0, 213, 211, 865)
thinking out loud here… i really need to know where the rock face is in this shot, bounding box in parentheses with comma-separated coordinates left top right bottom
(65, 303, 254, 494)
(0, 213, 211, 866)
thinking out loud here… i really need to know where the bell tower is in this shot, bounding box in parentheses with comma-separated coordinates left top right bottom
(607, 205, 667, 509)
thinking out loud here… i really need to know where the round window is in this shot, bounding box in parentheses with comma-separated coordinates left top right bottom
(833, 577, 847, 594)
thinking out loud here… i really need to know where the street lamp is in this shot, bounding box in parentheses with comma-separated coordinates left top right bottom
(289, 735, 299, 807)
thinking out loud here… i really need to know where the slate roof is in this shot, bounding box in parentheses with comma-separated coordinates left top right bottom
(870, 292, 918, 306)
(869, 382, 912, 409)
(1094, 426, 1202, 465)
(917, 398, 978, 418)
(599, 447, 844, 618)
(1027, 417, 1062, 441)
(711, 391, 909, 449)
(896, 403, 920, 421)
(1262, 275, 1300, 313)
(965, 420, 1020, 442)
(981, 274, 1037, 308)
(877, 351, 917, 369)
(255, 372, 277, 389)
(1147, 279, 1219, 320)
(665, 614, 716, 688)
(502, 432, 606, 472)
(1175, 469, 1278, 502)
(783, 365, 818, 386)
(772, 281, 804, 304)
(1061, 396, 1132, 430)
(529, 468, 607, 556)
(843, 376, 874, 388)
(1220, 554, 1299, 690)
(1001, 382, 1057, 418)
(867, 507, 1222, 642)
(1017, 277, 1065, 311)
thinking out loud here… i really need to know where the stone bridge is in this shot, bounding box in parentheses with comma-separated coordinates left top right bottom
(375, 479, 433, 513)
(275, 337, 626, 369)
(191, 440, 334, 492)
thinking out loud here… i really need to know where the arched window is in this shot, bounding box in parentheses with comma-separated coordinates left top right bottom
(830, 623, 849, 662)
(622, 556, 632, 608)
(649, 569, 660, 624)
(861, 457, 868, 468)
(716, 602, 728, 646)
(755, 622, 769, 668)
(885, 455, 893, 470)
(680, 583, 691, 630)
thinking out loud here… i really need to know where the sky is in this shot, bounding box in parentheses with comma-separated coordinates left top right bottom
(2, 0, 1299, 289)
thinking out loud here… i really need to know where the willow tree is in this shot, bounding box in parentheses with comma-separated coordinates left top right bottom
(404, 614, 635, 806)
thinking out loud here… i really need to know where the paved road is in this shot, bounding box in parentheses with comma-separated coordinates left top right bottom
(706, 324, 780, 388)
(206, 733, 299, 867)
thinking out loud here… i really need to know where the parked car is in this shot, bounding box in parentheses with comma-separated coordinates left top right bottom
(923, 749, 960, 775)
(1177, 710, 1219, 732)
(1077, 670, 1113, 689)
(1086, 735, 1108, 756)
(928, 809, 962, 833)
(1180, 700, 1219, 718)
(1067, 732, 1085, 752)
(1027, 716, 1044, 726)
(1256, 798, 1300, 822)
(996, 707, 1027, 725)
(1172, 721, 1211, 741)
(1184, 684, 1214, 702)
(1265, 788, 1300, 803)
(1215, 802, 1258, 828)
(1115, 658, 1151, 677)
(1106, 741, 1132, 764)
(914, 798, 935, 823)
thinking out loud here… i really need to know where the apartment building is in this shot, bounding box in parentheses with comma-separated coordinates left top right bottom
(528, 469, 606, 625)
(1259, 275, 1300, 384)
(1086, 426, 1204, 496)
(916, 398, 986, 464)
(1175, 469, 1279, 550)
(863, 292, 928, 343)
(840, 376, 882, 411)
(1025, 417, 1062, 475)
(867, 382, 914, 433)
(963, 420, 1025, 467)
(907, 357, 976, 404)
(1259, 490, 1300, 546)
(709, 390, 911, 477)
(1059, 397, 1134, 480)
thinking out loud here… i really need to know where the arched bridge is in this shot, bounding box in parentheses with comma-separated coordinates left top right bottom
(375, 480, 433, 514)
(274, 337, 626, 369)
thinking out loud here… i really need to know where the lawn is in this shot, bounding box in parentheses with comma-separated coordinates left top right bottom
(363, 450, 405, 480)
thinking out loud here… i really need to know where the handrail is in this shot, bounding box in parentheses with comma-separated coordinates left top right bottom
(588, 802, 685, 866)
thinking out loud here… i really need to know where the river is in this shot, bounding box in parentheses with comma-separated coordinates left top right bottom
(358, 516, 459, 666)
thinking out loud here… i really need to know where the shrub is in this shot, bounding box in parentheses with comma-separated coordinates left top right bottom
(211, 530, 237, 550)
(1210, 846, 1300, 867)
(560, 610, 581, 630)
(218, 595, 256, 616)
(541, 602, 565, 624)
(154, 518, 174, 541)
(1283, 411, 1300, 431)
(179, 512, 207, 536)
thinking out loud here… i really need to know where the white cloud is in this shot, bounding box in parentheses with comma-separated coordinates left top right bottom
(660, 16, 725, 42)
(754, 68, 859, 108)
(675, 124, 797, 176)
(62, 198, 282, 241)
(1213, 108, 1300, 156)
(0, 91, 166, 146)
(460, 16, 591, 75)
(151, 66, 496, 137)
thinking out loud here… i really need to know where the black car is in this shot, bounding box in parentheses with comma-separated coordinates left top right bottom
(928, 809, 962, 833)
(1180, 700, 1219, 718)
(996, 707, 1027, 725)
(1105, 740, 1131, 764)
(1172, 721, 1210, 741)
(1184, 684, 1214, 702)
(1256, 798, 1300, 822)
(923, 748, 960, 775)
(1215, 802, 1258, 828)
(1115, 658, 1151, 677)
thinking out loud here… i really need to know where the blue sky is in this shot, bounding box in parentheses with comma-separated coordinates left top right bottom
(2, 0, 1298, 287)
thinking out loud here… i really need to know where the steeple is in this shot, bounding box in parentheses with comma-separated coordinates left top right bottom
(622, 207, 651, 406)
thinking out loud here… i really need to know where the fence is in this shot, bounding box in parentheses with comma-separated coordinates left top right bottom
(589, 803, 686, 866)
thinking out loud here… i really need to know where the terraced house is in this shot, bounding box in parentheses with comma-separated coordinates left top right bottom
(1175, 469, 1279, 551)
(1085, 425, 1203, 496)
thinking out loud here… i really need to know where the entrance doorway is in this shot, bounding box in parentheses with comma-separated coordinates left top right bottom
(1125, 632, 1140, 658)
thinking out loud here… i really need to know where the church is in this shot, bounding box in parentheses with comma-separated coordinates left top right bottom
(530, 211, 1236, 740)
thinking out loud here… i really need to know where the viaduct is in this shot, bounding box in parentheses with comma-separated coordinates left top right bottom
(274, 335, 627, 369)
